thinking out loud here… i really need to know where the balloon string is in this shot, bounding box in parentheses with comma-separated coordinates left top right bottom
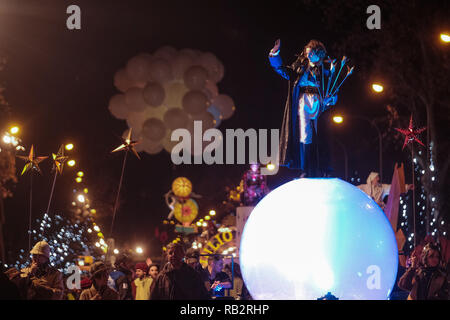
(110, 150, 128, 238)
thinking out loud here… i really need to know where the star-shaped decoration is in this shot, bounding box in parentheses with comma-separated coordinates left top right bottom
(51, 144, 69, 174)
(394, 115, 427, 150)
(17, 145, 48, 175)
(112, 128, 140, 159)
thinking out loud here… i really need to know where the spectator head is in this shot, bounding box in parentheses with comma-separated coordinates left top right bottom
(90, 261, 109, 287)
(115, 251, 134, 271)
(207, 255, 224, 273)
(135, 262, 148, 279)
(185, 248, 201, 268)
(166, 243, 185, 269)
(80, 277, 92, 290)
(148, 263, 159, 279)
(421, 243, 442, 268)
(30, 241, 50, 265)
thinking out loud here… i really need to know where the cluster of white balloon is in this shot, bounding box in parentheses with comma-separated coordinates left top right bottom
(108, 46, 236, 155)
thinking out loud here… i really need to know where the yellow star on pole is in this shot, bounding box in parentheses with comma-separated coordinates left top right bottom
(17, 145, 48, 175)
(112, 128, 140, 160)
(51, 144, 69, 175)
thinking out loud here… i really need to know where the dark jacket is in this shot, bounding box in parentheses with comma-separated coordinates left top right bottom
(398, 266, 449, 300)
(150, 262, 210, 300)
(110, 269, 133, 300)
(269, 53, 331, 171)
(6, 264, 64, 300)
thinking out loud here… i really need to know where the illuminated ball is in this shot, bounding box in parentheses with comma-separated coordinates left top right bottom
(172, 177, 192, 198)
(239, 178, 398, 300)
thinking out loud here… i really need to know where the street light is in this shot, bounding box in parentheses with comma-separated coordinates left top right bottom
(333, 115, 343, 124)
(209, 210, 216, 216)
(65, 143, 74, 151)
(372, 83, 384, 93)
(136, 247, 143, 254)
(10, 126, 19, 135)
(67, 160, 76, 167)
(440, 33, 450, 43)
(333, 115, 383, 182)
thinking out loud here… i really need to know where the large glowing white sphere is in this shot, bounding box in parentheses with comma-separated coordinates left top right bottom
(239, 178, 398, 300)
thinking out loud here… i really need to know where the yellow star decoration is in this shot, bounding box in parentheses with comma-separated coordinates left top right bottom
(51, 144, 69, 175)
(17, 145, 48, 175)
(112, 128, 140, 160)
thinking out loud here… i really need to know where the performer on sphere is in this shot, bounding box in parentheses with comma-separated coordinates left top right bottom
(269, 39, 338, 177)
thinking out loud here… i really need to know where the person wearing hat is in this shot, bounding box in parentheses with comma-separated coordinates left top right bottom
(6, 241, 64, 300)
(79, 261, 119, 300)
(108, 251, 135, 300)
(132, 262, 152, 300)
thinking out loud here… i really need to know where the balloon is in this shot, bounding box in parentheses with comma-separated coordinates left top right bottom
(153, 46, 177, 61)
(207, 105, 222, 128)
(124, 87, 147, 112)
(172, 177, 192, 198)
(163, 82, 189, 109)
(183, 65, 208, 90)
(162, 129, 180, 153)
(142, 118, 167, 142)
(178, 48, 200, 61)
(182, 90, 209, 115)
(108, 94, 130, 119)
(199, 52, 225, 83)
(114, 68, 135, 93)
(135, 138, 163, 154)
(143, 82, 165, 107)
(211, 94, 235, 120)
(163, 108, 189, 130)
(148, 58, 173, 83)
(126, 107, 160, 132)
(203, 80, 219, 100)
(171, 53, 194, 80)
(126, 54, 152, 82)
(189, 111, 215, 130)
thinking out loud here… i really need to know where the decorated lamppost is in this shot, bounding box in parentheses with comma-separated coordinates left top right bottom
(395, 115, 426, 246)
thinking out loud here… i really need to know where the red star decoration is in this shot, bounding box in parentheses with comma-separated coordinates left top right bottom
(394, 116, 426, 150)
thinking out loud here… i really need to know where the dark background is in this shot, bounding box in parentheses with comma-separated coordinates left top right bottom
(0, 0, 414, 259)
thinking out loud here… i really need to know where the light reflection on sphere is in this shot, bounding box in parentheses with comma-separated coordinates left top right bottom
(239, 178, 398, 300)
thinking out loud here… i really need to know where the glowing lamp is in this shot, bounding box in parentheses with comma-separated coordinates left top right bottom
(113, 249, 119, 254)
(372, 83, 384, 93)
(136, 247, 143, 254)
(209, 210, 216, 216)
(65, 144, 74, 151)
(333, 116, 344, 124)
(440, 33, 450, 43)
(67, 160, 76, 167)
(240, 178, 398, 300)
(10, 126, 19, 135)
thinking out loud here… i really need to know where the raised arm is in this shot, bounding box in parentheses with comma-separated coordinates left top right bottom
(268, 39, 294, 81)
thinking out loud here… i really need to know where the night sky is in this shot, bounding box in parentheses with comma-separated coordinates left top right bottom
(0, 0, 423, 258)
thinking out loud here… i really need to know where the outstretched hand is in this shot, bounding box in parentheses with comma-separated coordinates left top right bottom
(271, 39, 281, 53)
(324, 95, 338, 106)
